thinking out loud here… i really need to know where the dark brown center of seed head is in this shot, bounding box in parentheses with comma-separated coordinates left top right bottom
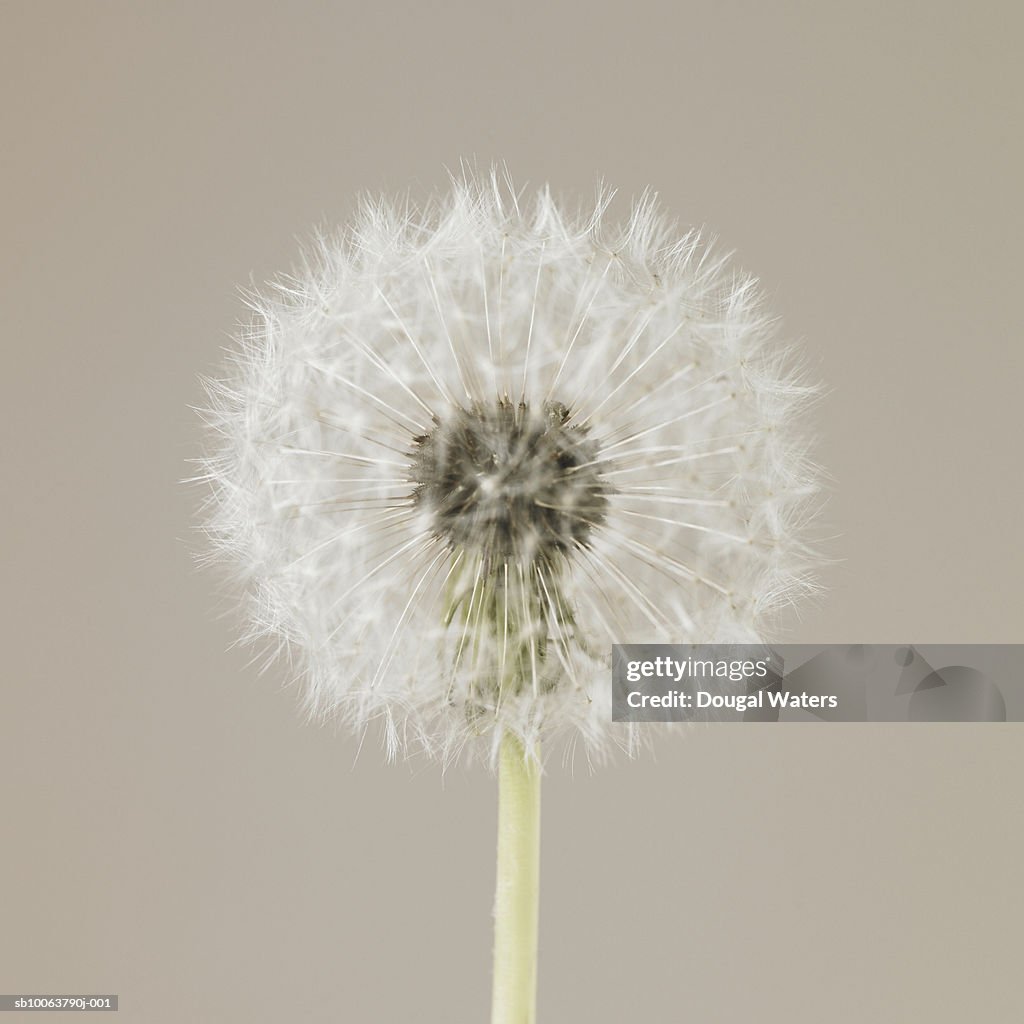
(409, 398, 608, 561)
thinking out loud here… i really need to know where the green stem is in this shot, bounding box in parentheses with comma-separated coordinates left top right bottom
(491, 733, 541, 1024)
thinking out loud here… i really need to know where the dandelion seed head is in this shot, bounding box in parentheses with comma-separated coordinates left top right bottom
(198, 169, 821, 769)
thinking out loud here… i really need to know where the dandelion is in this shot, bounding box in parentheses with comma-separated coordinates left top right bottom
(198, 170, 819, 1022)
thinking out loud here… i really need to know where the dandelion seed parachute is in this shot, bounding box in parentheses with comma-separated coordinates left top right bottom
(199, 171, 819, 769)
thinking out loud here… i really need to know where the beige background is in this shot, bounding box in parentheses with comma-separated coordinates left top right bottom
(2, 2, 1022, 1021)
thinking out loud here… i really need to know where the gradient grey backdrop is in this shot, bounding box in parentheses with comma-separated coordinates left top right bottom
(2, 3, 1022, 1021)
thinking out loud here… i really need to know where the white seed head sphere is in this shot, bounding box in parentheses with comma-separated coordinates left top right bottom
(200, 173, 819, 768)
